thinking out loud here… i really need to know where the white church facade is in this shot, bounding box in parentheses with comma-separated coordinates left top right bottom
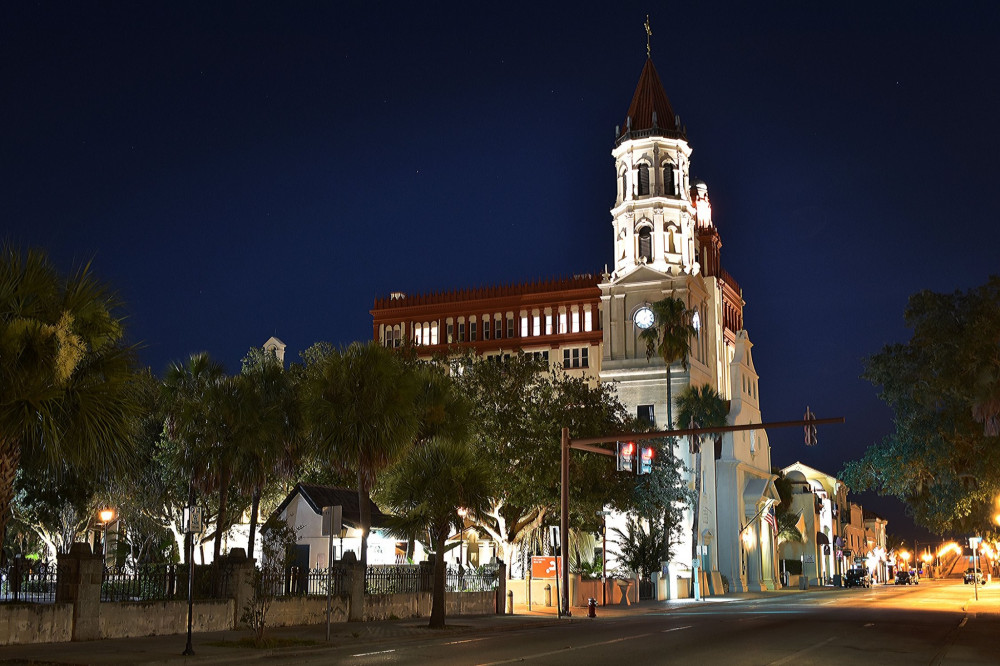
(371, 52, 781, 595)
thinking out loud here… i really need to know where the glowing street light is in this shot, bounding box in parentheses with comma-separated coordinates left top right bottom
(99, 508, 116, 562)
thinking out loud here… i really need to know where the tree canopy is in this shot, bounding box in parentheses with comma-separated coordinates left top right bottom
(841, 277, 1000, 535)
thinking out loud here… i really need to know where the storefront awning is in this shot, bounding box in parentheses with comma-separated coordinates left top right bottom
(816, 532, 830, 545)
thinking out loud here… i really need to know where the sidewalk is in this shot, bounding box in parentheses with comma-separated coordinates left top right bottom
(0, 584, 946, 665)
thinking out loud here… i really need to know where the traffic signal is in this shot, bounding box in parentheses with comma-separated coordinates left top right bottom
(804, 406, 818, 446)
(638, 445, 654, 475)
(616, 441, 636, 472)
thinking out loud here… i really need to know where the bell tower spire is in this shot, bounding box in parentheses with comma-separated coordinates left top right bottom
(609, 53, 698, 279)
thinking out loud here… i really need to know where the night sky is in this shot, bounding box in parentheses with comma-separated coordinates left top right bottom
(5, 3, 1000, 543)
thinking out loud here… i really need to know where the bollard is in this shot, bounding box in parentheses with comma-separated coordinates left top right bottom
(544, 583, 552, 607)
(588, 597, 597, 618)
(507, 590, 514, 614)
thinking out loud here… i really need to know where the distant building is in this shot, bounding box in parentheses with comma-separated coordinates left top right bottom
(371, 52, 780, 595)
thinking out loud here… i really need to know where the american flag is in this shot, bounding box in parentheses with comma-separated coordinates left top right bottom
(763, 507, 777, 533)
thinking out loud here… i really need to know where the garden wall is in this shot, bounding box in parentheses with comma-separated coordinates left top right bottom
(0, 603, 73, 645)
(99, 600, 233, 638)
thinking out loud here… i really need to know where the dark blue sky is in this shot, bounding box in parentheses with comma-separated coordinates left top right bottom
(5, 2, 999, 543)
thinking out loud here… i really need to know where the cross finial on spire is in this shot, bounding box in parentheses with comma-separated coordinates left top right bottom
(644, 15, 652, 58)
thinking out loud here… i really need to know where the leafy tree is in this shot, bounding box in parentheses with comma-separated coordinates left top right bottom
(676, 383, 729, 576)
(12, 463, 97, 559)
(380, 437, 492, 629)
(453, 352, 645, 576)
(0, 247, 141, 547)
(241, 517, 299, 645)
(300, 341, 422, 578)
(842, 277, 1000, 534)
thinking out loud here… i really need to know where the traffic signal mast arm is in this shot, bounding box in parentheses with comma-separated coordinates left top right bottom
(569, 416, 846, 452)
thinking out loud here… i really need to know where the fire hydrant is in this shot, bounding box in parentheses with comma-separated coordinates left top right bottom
(588, 597, 597, 618)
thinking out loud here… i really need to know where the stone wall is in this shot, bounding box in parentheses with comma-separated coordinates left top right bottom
(98, 600, 233, 638)
(0, 603, 73, 645)
(267, 595, 347, 627)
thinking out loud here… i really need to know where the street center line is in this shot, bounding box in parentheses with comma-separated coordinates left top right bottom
(352, 649, 396, 657)
(477, 633, 654, 665)
(767, 636, 837, 666)
(663, 625, 692, 632)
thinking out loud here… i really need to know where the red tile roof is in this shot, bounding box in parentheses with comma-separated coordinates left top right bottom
(618, 58, 682, 143)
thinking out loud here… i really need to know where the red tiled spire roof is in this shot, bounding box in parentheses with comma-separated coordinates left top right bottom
(617, 58, 683, 144)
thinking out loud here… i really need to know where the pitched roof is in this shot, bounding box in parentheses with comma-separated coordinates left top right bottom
(270, 483, 391, 529)
(617, 58, 684, 145)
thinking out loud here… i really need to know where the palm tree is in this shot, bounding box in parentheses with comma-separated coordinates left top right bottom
(238, 346, 305, 560)
(0, 247, 140, 547)
(381, 437, 492, 628)
(300, 342, 421, 576)
(638, 297, 697, 431)
(609, 516, 665, 580)
(162, 352, 225, 564)
(675, 383, 728, 591)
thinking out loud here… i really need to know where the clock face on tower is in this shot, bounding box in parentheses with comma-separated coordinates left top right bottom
(634, 306, 655, 329)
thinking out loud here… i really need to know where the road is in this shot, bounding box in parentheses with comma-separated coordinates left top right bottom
(305, 579, 999, 665)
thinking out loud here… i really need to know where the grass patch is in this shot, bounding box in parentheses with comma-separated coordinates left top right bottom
(207, 636, 321, 649)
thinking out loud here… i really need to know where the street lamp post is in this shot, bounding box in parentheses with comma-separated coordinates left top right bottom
(99, 508, 116, 566)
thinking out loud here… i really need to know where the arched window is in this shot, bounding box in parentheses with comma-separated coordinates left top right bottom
(663, 163, 676, 196)
(620, 169, 628, 202)
(637, 164, 650, 196)
(638, 227, 652, 263)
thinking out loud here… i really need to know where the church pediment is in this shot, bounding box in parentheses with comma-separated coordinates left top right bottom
(602, 263, 679, 289)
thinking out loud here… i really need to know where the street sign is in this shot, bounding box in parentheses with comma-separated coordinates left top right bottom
(322, 505, 342, 537)
(969, 536, 982, 549)
(184, 506, 203, 534)
(803, 555, 815, 563)
(531, 556, 563, 579)
(548, 525, 560, 549)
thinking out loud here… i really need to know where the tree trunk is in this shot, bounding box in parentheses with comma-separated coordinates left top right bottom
(214, 481, 230, 563)
(358, 470, 372, 570)
(662, 366, 673, 562)
(690, 445, 702, 595)
(247, 486, 261, 560)
(0, 439, 22, 553)
(429, 532, 447, 628)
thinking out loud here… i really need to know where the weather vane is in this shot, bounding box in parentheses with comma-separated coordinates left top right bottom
(645, 15, 652, 58)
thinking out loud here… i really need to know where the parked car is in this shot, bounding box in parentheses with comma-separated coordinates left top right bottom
(845, 569, 871, 588)
(964, 568, 985, 585)
(894, 570, 915, 585)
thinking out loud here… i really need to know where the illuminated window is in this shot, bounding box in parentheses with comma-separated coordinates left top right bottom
(571, 310, 580, 333)
(584, 309, 592, 332)
(430, 322, 439, 345)
(638, 164, 650, 196)
(532, 315, 541, 336)
(559, 312, 567, 334)
(520, 316, 529, 338)
(545, 314, 553, 335)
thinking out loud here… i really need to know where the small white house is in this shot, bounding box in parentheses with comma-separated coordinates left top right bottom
(269, 483, 422, 570)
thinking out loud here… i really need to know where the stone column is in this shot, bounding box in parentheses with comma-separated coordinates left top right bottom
(347, 561, 365, 621)
(217, 548, 256, 629)
(56, 543, 104, 641)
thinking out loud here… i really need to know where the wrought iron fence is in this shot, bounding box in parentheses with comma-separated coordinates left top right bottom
(365, 564, 425, 594)
(446, 564, 500, 592)
(101, 564, 179, 602)
(0, 561, 61, 603)
(638, 578, 654, 601)
(259, 566, 348, 597)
